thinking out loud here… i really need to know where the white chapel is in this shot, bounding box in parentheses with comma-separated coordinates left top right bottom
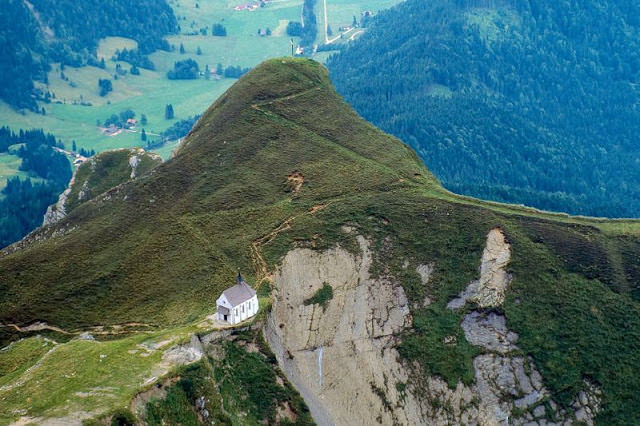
(216, 273, 259, 324)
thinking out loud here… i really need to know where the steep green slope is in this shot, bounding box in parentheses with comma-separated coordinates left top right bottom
(1, 58, 640, 423)
(327, 0, 640, 217)
(64, 148, 162, 214)
(0, 58, 428, 332)
(43, 148, 162, 226)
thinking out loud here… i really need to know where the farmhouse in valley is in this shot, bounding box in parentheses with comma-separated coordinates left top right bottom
(216, 273, 259, 324)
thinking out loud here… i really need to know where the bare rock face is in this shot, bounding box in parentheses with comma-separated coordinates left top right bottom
(162, 334, 203, 366)
(461, 311, 518, 354)
(266, 228, 602, 425)
(129, 155, 140, 179)
(265, 236, 423, 425)
(448, 228, 512, 309)
(473, 354, 547, 424)
(474, 228, 512, 308)
(447, 228, 602, 425)
(42, 175, 75, 226)
(42, 190, 70, 226)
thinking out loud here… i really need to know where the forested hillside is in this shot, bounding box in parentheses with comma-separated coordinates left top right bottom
(0, 127, 71, 247)
(0, 0, 50, 111)
(0, 0, 177, 110)
(328, 0, 640, 217)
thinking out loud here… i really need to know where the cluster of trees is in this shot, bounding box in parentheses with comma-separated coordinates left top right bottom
(77, 147, 96, 157)
(98, 78, 113, 96)
(0, 127, 72, 247)
(165, 104, 174, 119)
(183, 22, 228, 37)
(0, 127, 51, 152)
(287, 0, 317, 49)
(145, 114, 201, 150)
(167, 59, 249, 80)
(102, 109, 137, 128)
(0, 127, 69, 186)
(328, 0, 640, 217)
(222, 65, 250, 78)
(29, 0, 176, 56)
(71, 141, 96, 157)
(167, 59, 199, 80)
(300, 0, 318, 47)
(114, 48, 155, 70)
(285, 0, 317, 49)
(0, 0, 177, 110)
(0, 178, 62, 248)
(161, 114, 200, 140)
(18, 142, 70, 188)
(212, 23, 227, 36)
(286, 22, 303, 37)
(0, 0, 50, 110)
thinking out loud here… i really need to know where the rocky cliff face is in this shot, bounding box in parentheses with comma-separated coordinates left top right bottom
(265, 234, 424, 425)
(43, 183, 73, 226)
(266, 228, 601, 425)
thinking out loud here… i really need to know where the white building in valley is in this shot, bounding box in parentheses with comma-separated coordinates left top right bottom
(216, 273, 259, 324)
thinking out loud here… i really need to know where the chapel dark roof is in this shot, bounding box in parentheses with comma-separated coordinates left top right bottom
(221, 273, 257, 307)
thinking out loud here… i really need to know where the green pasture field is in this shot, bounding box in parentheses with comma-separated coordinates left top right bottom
(158, 0, 303, 71)
(0, 0, 304, 163)
(96, 36, 139, 59)
(0, 153, 31, 189)
(3, 62, 234, 161)
(325, 0, 399, 29)
(0, 0, 403, 185)
(0, 331, 169, 423)
(0, 145, 46, 190)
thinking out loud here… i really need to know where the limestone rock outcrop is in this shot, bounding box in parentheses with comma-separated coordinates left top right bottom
(266, 228, 601, 425)
(265, 236, 423, 425)
(449, 228, 601, 426)
(448, 228, 512, 309)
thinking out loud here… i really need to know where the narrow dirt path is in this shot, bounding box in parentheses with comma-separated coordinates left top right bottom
(1, 321, 155, 340)
(252, 87, 322, 110)
(251, 217, 296, 285)
(1, 322, 72, 334)
(250, 204, 328, 286)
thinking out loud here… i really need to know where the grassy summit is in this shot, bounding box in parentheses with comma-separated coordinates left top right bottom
(0, 58, 429, 331)
(1, 58, 640, 423)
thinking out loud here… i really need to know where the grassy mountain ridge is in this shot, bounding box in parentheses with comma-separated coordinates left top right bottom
(1, 58, 640, 423)
(63, 148, 162, 214)
(0, 59, 429, 332)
